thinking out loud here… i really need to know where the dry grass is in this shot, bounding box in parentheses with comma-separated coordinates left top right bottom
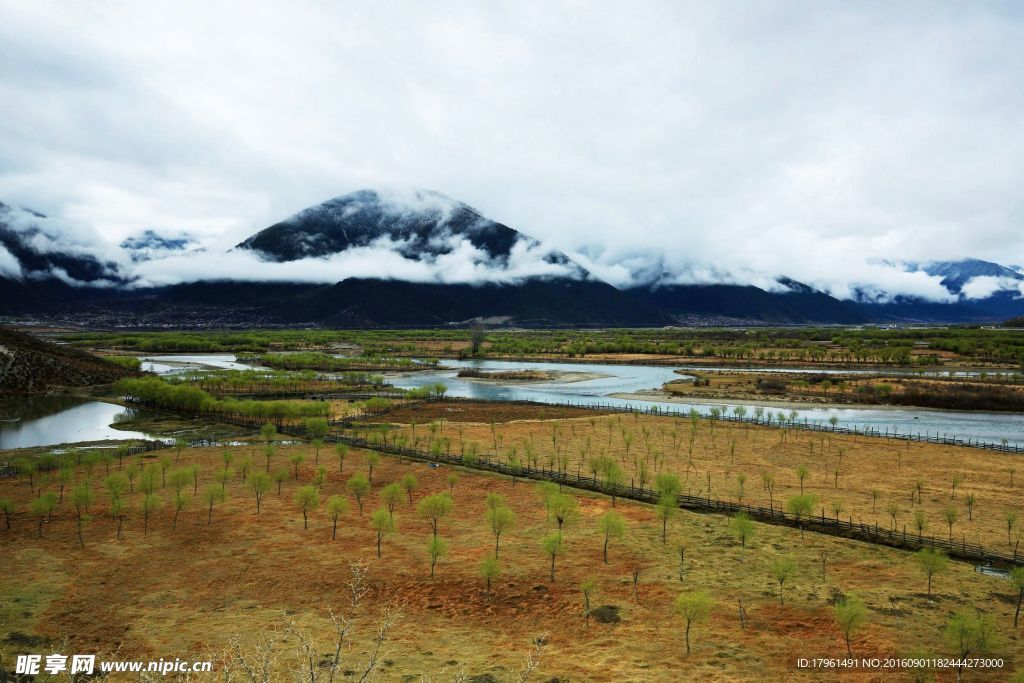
(1, 428, 1022, 681)
(393, 410, 1024, 553)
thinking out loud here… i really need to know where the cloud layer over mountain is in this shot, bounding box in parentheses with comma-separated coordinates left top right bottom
(1, 2, 1023, 298)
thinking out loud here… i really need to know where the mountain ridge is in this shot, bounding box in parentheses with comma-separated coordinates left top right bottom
(2, 191, 1024, 326)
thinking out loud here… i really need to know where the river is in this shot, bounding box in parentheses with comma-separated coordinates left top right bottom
(4, 354, 1021, 450)
(0, 396, 156, 450)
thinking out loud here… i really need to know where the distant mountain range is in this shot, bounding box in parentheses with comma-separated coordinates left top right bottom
(2, 192, 1023, 327)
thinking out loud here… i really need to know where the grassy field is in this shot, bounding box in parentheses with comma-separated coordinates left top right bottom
(55, 327, 1024, 370)
(1, 405, 1023, 680)
(383, 403, 1024, 553)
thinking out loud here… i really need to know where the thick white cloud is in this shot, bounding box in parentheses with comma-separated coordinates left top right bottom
(1, 1, 1022, 296)
(960, 276, 1024, 300)
(129, 234, 579, 286)
(0, 244, 21, 279)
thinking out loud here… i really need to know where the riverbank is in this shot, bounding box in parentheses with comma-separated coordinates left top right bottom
(608, 389, 908, 411)
(457, 369, 611, 384)
(661, 369, 1024, 412)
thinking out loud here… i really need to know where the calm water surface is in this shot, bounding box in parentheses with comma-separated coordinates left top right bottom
(0, 396, 155, 450)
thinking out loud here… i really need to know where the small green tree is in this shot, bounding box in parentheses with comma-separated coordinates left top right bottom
(796, 465, 810, 494)
(400, 473, 419, 506)
(446, 472, 459, 498)
(655, 473, 681, 497)
(772, 557, 796, 605)
(580, 578, 597, 625)
(19, 459, 38, 491)
(418, 493, 454, 538)
(111, 497, 128, 540)
(174, 437, 187, 463)
(597, 511, 625, 564)
(29, 494, 51, 537)
(1010, 566, 1024, 628)
(294, 485, 319, 529)
(202, 484, 225, 525)
(427, 535, 448, 578)
(1007, 511, 1019, 547)
(486, 504, 515, 558)
(172, 490, 189, 530)
(218, 466, 234, 493)
(348, 473, 370, 515)
(480, 556, 500, 594)
(103, 473, 129, 507)
(141, 493, 162, 535)
(326, 495, 350, 540)
(335, 442, 349, 473)
(371, 508, 395, 557)
(730, 512, 755, 560)
(785, 494, 818, 539)
(915, 547, 949, 597)
(945, 609, 999, 681)
(273, 468, 288, 494)
(365, 452, 381, 482)
(943, 506, 959, 542)
(169, 467, 192, 496)
(913, 510, 927, 540)
(381, 482, 403, 519)
(140, 464, 160, 495)
(58, 464, 74, 503)
(833, 594, 867, 657)
(126, 463, 139, 493)
(541, 532, 563, 581)
(305, 417, 329, 454)
(250, 471, 271, 514)
(290, 453, 305, 480)
(70, 483, 94, 548)
(0, 498, 13, 530)
(674, 591, 713, 655)
(656, 494, 676, 543)
(240, 453, 259, 481)
(261, 422, 277, 444)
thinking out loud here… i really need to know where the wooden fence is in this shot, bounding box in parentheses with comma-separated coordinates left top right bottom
(318, 430, 1024, 569)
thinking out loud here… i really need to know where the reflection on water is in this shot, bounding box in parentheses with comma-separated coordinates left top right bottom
(0, 397, 155, 450)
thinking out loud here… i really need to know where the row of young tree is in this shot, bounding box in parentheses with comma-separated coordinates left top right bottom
(379, 410, 1023, 553)
(3, 436, 1023, 667)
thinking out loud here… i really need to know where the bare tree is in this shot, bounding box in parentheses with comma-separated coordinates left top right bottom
(580, 578, 597, 625)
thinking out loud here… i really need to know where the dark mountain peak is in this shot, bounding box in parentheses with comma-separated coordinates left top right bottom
(917, 258, 1023, 294)
(237, 188, 535, 264)
(775, 276, 815, 294)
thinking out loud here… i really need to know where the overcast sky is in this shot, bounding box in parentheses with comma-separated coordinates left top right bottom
(1, 1, 1023, 296)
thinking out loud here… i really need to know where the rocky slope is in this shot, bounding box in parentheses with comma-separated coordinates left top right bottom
(0, 327, 137, 394)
